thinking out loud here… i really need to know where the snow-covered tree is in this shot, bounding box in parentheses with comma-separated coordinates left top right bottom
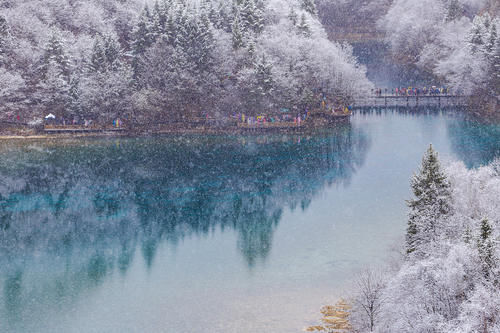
(469, 15, 487, 54)
(445, 0, 463, 22)
(297, 13, 311, 36)
(380, 0, 498, 98)
(89, 37, 106, 72)
(132, 6, 153, 61)
(41, 32, 71, 79)
(406, 144, 452, 256)
(476, 218, 497, 282)
(301, 0, 318, 16)
(0, 15, 9, 67)
(350, 157, 500, 333)
(254, 53, 274, 97)
(232, 14, 245, 49)
(288, 6, 298, 26)
(0, 0, 372, 121)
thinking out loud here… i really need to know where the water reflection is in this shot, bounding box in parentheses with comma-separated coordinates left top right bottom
(0, 124, 369, 328)
(354, 108, 500, 168)
(447, 117, 500, 168)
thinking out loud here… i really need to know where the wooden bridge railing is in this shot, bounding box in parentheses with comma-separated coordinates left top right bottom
(353, 94, 468, 108)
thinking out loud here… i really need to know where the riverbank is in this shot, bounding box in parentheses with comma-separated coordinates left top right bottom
(0, 119, 353, 140)
(0, 127, 312, 140)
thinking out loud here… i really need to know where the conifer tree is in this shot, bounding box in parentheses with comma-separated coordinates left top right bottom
(151, 3, 163, 42)
(252, 1, 264, 34)
(197, 13, 215, 70)
(67, 76, 83, 116)
(175, 8, 189, 49)
(301, 0, 318, 16)
(482, 13, 491, 31)
(42, 32, 71, 79)
(240, 0, 262, 33)
(103, 35, 122, 70)
(0, 15, 9, 67)
(476, 218, 496, 282)
(164, 13, 177, 46)
(90, 35, 122, 73)
(406, 145, 452, 255)
(288, 7, 298, 26)
(297, 14, 311, 37)
(132, 6, 153, 57)
(485, 22, 497, 58)
(159, 0, 169, 25)
(209, 2, 222, 29)
(469, 15, 486, 54)
(89, 37, 106, 72)
(247, 39, 256, 60)
(232, 15, 245, 50)
(445, 0, 462, 22)
(492, 37, 500, 96)
(255, 54, 273, 96)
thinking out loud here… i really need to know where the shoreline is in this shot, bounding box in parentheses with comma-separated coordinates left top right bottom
(0, 123, 351, 140)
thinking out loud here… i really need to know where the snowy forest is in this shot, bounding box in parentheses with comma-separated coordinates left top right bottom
(316, 0, 499, 109)
(378, 0, 499, 102)
(343, 147, 500, 332)
(0, 0, 372, 124)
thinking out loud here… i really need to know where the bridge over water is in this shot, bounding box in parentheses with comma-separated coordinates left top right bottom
(352, 95, 468, 108)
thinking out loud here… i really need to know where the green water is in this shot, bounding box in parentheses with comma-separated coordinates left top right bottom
(0, 110, 498, 332)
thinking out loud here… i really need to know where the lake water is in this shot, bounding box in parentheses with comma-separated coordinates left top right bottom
(0, 110, 499, 332)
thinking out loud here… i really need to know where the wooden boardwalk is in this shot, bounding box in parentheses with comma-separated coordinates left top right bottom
(0, 120, 28, 127)
(43, 125, 126, 133)
(353, 95, 468, 108)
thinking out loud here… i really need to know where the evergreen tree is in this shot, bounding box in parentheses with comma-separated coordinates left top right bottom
(232, 15, 245, 50)
(132, 6, 153, 57)
(67, 76, 83, 116)
(174, 8, 189, 49)
(240, 0, 263, 33)
(131, 5, 153, 80)
(288, 7, 298, 26)
(297, 14, 311, 37)
(41, 32, 71, 79)
(406, 145, 452, 255)
(301, 0, 317, 16)
(247, 39, 256, 60)
(0, 15, 9, 67)
(492, 36, 500, 96)
(151, 2, 163, 42)
(255, 54, 273, 96)
(89, 37, 106, 72)
(90, 35, 122, 73)
(482, 13, 491, 31)
(476, 218, 496, 282)
(445, 0, 463, 22)
(208, 2, 222, 29)
(485, 22, 497, 58)
(469, 15, 486, 54)
(253, 2, 264, 34)
(103, 35, 122, 70)
(197, 13, 215, 70)
(463, 226, 473, 244)
(164, 12, 177, 46)
(39, 64, 71, 114)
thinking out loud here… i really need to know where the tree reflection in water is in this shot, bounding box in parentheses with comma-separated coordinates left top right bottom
(447, 117, 500, 168)
(0, 125, 369, 323)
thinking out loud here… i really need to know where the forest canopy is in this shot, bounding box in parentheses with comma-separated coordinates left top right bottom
(0, 0, 372, 124)
(379, 0, 499, 99)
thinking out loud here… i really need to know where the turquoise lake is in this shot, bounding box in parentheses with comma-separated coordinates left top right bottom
(0, 110, 499, 332)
